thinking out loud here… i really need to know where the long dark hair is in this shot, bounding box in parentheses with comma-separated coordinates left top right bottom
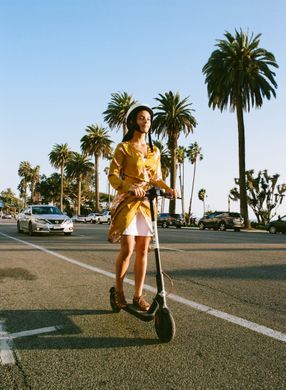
(122, 108, 154, 151)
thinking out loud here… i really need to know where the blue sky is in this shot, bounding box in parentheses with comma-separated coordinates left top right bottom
(1, 0, 286, 219)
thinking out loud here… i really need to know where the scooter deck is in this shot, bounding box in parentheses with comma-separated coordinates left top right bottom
(122, 300, 158, 322)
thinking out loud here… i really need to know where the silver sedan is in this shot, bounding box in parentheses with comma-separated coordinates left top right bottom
(17, 205, 74, 236)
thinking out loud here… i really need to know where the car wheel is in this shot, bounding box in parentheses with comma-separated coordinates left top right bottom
(218, 222, 226, 231)
(17, 221, 23, 233)
(234, 228, 240, 232)
(198, 222, 205, 230)
(64, 232, 72, 236)
(162, 221, 167, 228)
(269, 226, 277, 234)
(28, 222, 34, 236)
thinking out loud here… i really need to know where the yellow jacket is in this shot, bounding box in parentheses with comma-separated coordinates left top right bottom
(108, 141, 171, 242)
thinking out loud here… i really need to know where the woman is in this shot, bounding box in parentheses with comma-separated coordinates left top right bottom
(108, 103, 176, 311)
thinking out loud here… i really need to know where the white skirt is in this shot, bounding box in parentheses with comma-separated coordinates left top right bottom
(123, 212, 153, 237)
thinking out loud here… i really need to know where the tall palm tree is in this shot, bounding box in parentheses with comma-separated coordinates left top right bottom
(153, 91, 197, 213)
(202, 29, 278, 228)
(18, 161, 32, 206)
(187, 142, 203, 219)
(65, 153, 93, 215)
(49, 143, 72, 211)
(103, 91, 136, 136)
(176, 146, 186, 219)
(81, 125, 113, 212)
(153, 140, 171, 212)
(29, 165, 40, 203)
(153, 140, 171, 181)
(198, 188, 207, 216)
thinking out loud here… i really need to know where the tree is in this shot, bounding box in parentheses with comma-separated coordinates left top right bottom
(198, 188, 207, 216)
(153, 140, 171, 212)
(29, 165, 40, 203)
(153, 91, 197, 213)
(176, 146, 186, 219)
(202, 29, 278, 229)
(103, 91, 136, 136)
(152, 140, 171, 181)
(81, 125, 113, 212)
(187, 142, 203, 220)
(230, 169, 286, 224)
(18, 161, 32, 206)
(49, 143, 72, 211)
(65, 153, 93, 215)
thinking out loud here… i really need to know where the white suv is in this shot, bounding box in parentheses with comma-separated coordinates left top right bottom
(98, 210, 111, 224)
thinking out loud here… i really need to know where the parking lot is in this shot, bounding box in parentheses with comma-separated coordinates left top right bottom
(0, 221, 285, 389)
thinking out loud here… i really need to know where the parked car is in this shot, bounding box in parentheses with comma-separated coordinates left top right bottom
(2, 214, 13, 219)
(17, 205, 73, 236)
(85, 212, 101, 224)
(97, 210, 111, 224)
(71, 215, 87, 223)
(198, 211, 244, 231)
(157, 213, 184, 228)
(266, 215, 286, 234)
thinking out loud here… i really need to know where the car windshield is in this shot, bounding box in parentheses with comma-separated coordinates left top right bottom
(32, 206, 62, 215)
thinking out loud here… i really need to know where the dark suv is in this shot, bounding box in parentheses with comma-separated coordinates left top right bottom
(198, 211, 244, 232)
(157, 213, 184, 228)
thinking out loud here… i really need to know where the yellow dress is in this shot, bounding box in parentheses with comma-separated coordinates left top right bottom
(108, 141, 171, 243)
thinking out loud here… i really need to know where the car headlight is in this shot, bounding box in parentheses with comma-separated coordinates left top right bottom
(64, 218, 73, 225)
(34, 218, 48, 224)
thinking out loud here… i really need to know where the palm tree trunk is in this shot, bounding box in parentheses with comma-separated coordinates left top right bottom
(95, 155, 99, 212)
(236, 101, 250, 229)
(188, 161, 197, 219)
(178, 163, 185, 219)
(169, 141, 177, 214)
(60, 165, 64, 212)
(77, 177, 82, 215)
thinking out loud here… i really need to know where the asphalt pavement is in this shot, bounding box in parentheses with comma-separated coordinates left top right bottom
(0, 221, 285, 389)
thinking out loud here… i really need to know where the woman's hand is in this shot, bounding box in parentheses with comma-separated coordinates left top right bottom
(166, 188, 178, 199)
(129, 185, 146, 198)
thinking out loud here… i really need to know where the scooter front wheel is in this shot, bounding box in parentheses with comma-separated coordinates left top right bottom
(154, 308, 176, 342)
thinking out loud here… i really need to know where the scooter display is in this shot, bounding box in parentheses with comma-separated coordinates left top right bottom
(109, 187, 176, 343)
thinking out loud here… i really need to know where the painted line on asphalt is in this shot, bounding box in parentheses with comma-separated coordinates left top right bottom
(1, 231, 285, 343)
(0, 320, 16, 365)
(0, 321, 62, 366)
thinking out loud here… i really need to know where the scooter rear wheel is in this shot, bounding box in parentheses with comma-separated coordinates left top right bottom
(154, 308, 176, 342)
(109, 287, 120, 313)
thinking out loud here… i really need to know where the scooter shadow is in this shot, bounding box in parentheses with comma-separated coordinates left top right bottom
(1, 308, 160, 349)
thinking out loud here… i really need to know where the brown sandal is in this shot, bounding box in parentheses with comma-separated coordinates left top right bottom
(133, 295, 150, 311)
(114, 290, 127, 309)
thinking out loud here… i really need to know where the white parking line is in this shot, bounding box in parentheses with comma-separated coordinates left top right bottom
(0, 320, 16, 365)
(0, 232, 285, 343)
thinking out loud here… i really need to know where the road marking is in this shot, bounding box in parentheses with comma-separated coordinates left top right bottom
(0, 320, 15, 365)
(1, 231, 285, 343)
(0, 322, 62, 366)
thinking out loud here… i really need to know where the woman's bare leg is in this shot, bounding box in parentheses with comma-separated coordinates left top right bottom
(115, 235, 135, 292)
(134, 236, 152, 298)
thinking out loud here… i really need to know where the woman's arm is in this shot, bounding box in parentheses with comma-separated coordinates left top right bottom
(108, 144, 131, 193)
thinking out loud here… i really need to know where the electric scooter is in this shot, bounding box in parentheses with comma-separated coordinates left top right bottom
(109, 187, 176, 343)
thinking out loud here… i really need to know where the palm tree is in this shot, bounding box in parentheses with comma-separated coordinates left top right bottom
(202, 29, 278, 228)
(103, 91, 136, 136)
(81, 125, 113, 212)
(153, 91, 197, 213)
(29, 165, 40, 203)
(18, 161, 32, 206)
(153, 140, 171, 212)
(198, 188, 207, 216)
(176, 146, 186, 219)
(65, 153, 93, 215)
(187, 142, 203, 220)
(49, 143, 72, 211)
(153, 140, 171, 181)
